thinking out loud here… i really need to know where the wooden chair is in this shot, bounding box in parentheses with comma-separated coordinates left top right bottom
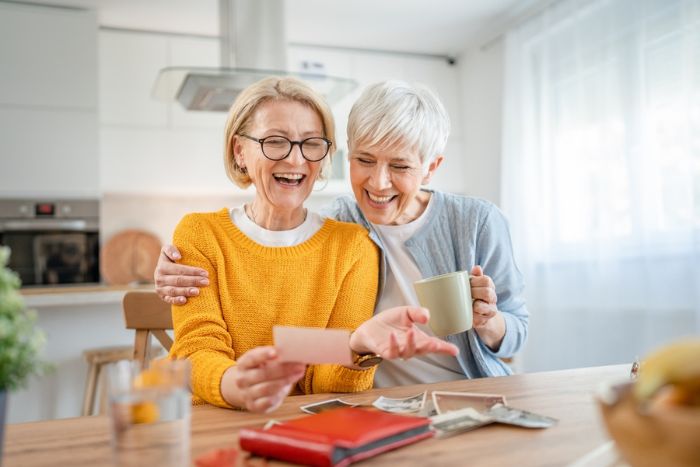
(81, 345, 133, 416)
(122, 290, 173, 367)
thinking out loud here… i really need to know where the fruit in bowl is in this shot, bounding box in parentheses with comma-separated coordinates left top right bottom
(597, 339, 700, 467)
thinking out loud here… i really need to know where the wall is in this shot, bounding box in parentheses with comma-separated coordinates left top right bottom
(456, 41, 505, 205)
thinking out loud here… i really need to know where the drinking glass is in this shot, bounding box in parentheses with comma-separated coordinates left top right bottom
(107, 359, 191, 467)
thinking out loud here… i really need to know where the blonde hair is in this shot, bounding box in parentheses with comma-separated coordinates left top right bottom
(224, 76, 336, 188)
(347, 80, 450, 171)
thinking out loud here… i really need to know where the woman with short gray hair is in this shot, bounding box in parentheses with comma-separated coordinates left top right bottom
(156, 80, 529, 387)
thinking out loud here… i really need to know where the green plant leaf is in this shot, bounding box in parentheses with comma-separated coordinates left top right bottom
(0, 246, 49, 391)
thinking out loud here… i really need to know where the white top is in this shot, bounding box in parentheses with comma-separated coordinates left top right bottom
(372, 195, 465, 387)
(230, 206, 324, 247)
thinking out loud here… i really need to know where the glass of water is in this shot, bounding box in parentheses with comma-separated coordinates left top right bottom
(107, 359, 191, 467)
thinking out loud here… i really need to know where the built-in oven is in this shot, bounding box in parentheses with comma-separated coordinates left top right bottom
(0, 199, 100, 287)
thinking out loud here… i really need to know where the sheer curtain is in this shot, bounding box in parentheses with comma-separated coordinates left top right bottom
(501, 0, 700, 371)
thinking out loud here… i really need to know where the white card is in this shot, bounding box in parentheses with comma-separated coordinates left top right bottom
(273, 326, 353, 365)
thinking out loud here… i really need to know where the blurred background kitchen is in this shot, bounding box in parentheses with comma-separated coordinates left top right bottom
(1, 0, 698, 423)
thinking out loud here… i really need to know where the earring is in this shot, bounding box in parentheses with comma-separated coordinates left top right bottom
(237, 158, 247, 173)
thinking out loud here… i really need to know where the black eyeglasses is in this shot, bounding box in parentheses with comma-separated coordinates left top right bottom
(239, 134, 332, 162)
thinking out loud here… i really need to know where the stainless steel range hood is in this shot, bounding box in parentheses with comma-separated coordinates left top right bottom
(152, 0, 357, 112)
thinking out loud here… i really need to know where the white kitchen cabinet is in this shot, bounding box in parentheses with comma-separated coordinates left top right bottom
(99, 30, 222, 129)
(0, 3, 98, 198)
(286, 45, 463, 142)
(351, 52, 408, 87)
(98, 30, 229, 195)
(0, 3, 97, 109)
(0, 108, 99, 198)
(287, 46, 354, 83)
(98, 31, 169, 127)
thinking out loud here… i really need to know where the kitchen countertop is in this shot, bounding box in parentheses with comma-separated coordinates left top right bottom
(20, 283, 154, 308)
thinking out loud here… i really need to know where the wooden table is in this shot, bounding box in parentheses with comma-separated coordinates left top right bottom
(4, 365, 628, 466)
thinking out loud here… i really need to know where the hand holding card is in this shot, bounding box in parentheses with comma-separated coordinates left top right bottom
(221, 346, 306, 414)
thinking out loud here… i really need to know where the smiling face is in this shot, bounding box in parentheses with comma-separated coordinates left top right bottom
(233, 99, 325, 221)
(349, 142, 443, 225)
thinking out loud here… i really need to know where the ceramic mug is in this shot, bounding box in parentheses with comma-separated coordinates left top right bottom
(414, 271, 473, 337)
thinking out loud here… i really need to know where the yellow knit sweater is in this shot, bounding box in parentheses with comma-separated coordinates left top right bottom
(169, 208, 379, 408)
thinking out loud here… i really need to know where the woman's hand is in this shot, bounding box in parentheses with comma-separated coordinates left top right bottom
(469, 265, 506, 350)
(350, 306, 459, 360)
(154, 245, 210, 304)
(220, 346, 306, 413)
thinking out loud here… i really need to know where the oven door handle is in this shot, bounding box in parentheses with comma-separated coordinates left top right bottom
(1, 220, 88, 231)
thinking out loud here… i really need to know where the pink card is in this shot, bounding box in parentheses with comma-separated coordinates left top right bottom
(273, 326, 353, 365)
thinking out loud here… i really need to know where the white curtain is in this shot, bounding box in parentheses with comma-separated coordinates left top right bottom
(501, 0, 700, 371)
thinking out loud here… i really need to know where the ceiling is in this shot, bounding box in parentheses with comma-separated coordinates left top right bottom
(12, 0, 535, 55)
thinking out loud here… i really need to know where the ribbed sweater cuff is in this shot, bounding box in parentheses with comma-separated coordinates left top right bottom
(485, 312, 521, 358)
(192, 355, 236, 408)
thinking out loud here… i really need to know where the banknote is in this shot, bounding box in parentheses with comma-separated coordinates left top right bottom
(372, 391, 427, 414)
(487, 403, 558, 428)
(429, 406, 494, 438)
(432, 391, 507, 415)
(417, 397, 438, 417)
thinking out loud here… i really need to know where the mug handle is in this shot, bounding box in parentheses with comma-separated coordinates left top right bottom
(462, 272, 475, 300)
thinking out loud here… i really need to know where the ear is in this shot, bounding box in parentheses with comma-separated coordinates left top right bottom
(421, 155, 444, 185)
(232, 134, 246, 169)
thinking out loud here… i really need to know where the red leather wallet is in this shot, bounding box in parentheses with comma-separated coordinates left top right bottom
(239, 407, 434, 467)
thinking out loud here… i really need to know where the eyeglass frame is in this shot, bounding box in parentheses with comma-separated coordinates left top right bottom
(238, 134, 332, 162)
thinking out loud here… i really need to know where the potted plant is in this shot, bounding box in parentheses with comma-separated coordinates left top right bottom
(0, 246, 47, 461)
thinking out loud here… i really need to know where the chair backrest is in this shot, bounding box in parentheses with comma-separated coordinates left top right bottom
(122, 290, 173, 366)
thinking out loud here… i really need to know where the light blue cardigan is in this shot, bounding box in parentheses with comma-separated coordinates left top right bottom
(325, 189, 529, 378)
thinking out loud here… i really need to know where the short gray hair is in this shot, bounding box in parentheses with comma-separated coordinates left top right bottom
(347, 80, 450, 169)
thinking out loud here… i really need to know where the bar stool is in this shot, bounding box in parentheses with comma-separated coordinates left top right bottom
(81, 345, 133, 416)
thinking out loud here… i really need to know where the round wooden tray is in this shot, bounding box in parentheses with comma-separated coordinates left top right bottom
(100, 229, 162, 285)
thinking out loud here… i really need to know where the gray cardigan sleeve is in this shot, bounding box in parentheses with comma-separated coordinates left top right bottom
(474, 205, 529, 359)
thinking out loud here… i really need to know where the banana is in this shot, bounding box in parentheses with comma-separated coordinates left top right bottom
(634, 338, 700, 402)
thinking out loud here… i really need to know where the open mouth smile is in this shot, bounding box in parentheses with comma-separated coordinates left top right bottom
(366, 190, 397, 206)
(273, 173, 306, 186)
